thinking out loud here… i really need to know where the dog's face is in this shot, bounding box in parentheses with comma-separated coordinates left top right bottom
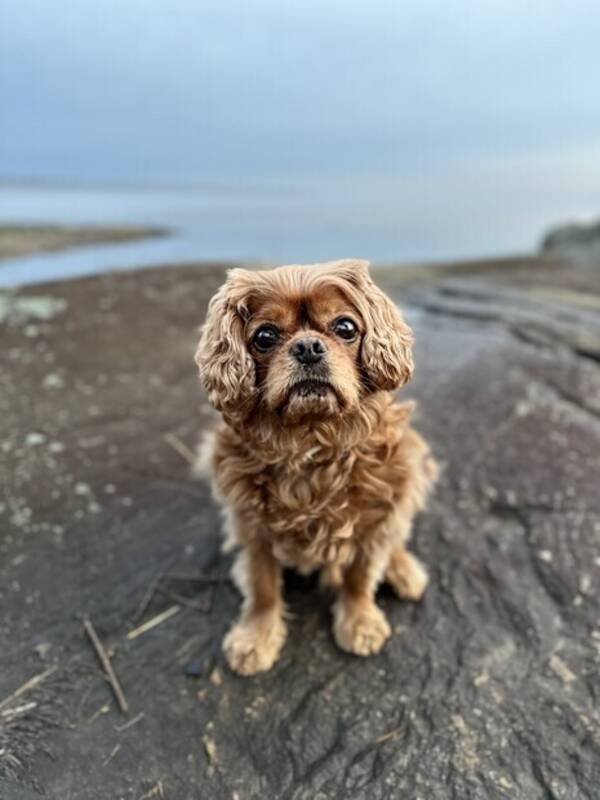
(247, 283, 364, 424)
(196, 259, 413, 427)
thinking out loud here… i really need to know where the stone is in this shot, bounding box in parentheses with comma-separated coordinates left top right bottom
(1, 258, 599, 799)
(541, 218, 600, 265)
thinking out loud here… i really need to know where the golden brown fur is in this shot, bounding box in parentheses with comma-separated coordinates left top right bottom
(195, 259, 437, 674)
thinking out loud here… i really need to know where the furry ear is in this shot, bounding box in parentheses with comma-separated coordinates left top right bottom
(338, 260, 414, 391)
(195, 269, 256, 418)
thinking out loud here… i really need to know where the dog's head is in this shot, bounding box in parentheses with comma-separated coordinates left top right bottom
(195, 259, 413, 427)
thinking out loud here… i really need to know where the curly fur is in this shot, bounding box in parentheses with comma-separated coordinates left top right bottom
(195, 259, 437, 674)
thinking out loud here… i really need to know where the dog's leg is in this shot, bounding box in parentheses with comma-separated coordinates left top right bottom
(383, 444, 433, 602)
(385, 548, 429, 601)
(223, 538, 287, 676)
(332, 547, 391, 656)
(381, 503, 429, 601)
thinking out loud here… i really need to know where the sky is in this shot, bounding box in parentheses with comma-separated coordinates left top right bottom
(2, 0, 600, 185)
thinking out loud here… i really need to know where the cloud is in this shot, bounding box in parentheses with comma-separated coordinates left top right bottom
(1, 0, 600, 180)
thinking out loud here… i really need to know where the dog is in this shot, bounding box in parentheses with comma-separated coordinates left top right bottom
(195, 259, 437, 675)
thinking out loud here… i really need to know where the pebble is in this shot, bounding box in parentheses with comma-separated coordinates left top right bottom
(25, 432, 46, 447)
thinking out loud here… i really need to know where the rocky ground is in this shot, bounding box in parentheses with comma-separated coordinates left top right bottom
(1, 253, 599, 800)
(0, 225, 167, 261)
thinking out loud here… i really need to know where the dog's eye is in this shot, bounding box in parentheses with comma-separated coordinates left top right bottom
(253, 324, 281, 352)
(332, 317, 358, 341)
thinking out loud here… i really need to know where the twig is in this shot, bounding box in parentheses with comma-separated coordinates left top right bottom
(156, 586, 212, 612)
(76, 682, 96, 718)
(173, 635, 203, 662)
(133, 555, 178, 622)
(1, 701, 37, 719)
(133, 573, 164, 623)
(163, 433, 196, 465)
(0, 666, 57, 712)
(115, 711, 145, 732)
(87, 702, 112, 724)
(374, 727, 401, 745)
(203, 734, 217, 765)
(83, 618, 129, 715)
(137, 780, 165, 800)
(102, 743, 121, 766)
(127, 605, 181, 641)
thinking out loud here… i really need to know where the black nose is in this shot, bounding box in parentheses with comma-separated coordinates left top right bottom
(290, 337, 326, 365)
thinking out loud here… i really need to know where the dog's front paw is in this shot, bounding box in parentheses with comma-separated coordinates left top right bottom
(385, 550, 429, 601)
(333, 601, 391, 656)
(223, 613, 287, 676)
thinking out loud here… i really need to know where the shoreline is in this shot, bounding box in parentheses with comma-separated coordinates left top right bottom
(0, 220, 557, 291)
(0, 216, 554, 289)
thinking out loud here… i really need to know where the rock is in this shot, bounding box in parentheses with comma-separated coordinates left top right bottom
(540, 218, 600, 265)
(184, 661, 203, 678)
(1, 258, 599, 799)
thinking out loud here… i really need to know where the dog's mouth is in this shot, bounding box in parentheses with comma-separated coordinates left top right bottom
(277, 378, 345, 422)
(289, 379, 333, 398)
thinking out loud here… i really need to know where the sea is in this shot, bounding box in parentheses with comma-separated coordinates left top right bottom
(0, 169, 596, 287)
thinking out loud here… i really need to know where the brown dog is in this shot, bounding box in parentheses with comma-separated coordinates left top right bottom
(195, 259, 437, 675)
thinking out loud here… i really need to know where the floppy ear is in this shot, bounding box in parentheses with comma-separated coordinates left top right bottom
(195, 269, 256, 417)
(329, 259, 414, 392)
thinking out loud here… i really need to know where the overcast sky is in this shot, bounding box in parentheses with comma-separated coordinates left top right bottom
(1, 0, 599, 183)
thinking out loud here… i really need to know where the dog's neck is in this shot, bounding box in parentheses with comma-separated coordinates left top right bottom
(224, 392, 410, 469)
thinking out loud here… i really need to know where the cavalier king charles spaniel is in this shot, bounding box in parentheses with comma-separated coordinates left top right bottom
(195, 259, 437, 675)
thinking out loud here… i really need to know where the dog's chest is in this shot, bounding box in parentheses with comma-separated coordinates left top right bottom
(258, 453, 388, 570)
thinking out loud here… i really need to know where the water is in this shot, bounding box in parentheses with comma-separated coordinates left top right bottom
(1, 164, 598, 286)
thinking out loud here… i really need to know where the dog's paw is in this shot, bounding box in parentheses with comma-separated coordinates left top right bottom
(333, 601, 391, 656)
(385, 550, 429, 601)
(223, 614, 286, 676)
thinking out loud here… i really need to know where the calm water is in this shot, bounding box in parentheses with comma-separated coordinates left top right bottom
(1, 168, 598, 286)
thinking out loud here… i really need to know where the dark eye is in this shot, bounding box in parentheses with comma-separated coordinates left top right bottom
(332, 317, 358, 341)
(253, 324, 280, 352)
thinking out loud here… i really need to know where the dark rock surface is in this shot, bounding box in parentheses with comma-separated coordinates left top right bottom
(1, 258, 599, 799)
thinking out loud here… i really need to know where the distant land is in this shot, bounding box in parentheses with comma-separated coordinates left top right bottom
(0, 224, 168, 261)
